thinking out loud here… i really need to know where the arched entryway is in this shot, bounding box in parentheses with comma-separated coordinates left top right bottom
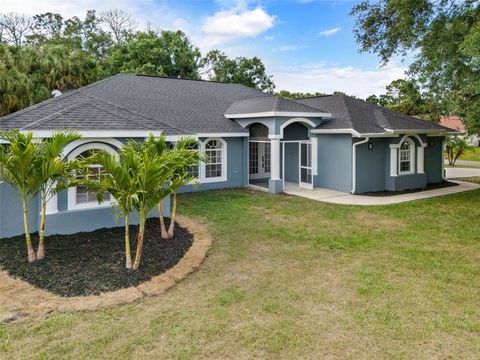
(248, 123, 270, 188)
(281, 122, 314, 189)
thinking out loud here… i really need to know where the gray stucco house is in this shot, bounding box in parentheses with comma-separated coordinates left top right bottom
(0, 74, 453, 238)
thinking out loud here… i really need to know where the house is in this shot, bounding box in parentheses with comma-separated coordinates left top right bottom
(0, 74, 453, 238)
(440, 116, 479, 147)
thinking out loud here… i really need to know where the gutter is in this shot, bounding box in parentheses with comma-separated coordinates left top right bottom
(351, 137, 369, 194)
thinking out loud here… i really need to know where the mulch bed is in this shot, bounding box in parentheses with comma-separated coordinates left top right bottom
(0, 218, 193, 297)
(360, 181, 459, 197)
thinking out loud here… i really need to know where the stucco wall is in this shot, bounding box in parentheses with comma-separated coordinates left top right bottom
(424, 136, 445, 184)
(315, 134, 352, 192)
(355, 138, 387, 193)
(179, 137, 247, 193)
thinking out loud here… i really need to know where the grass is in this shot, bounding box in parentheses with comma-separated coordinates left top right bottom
(453, 176, 480, 184)
(445, 146, 480, 162)
(2, 188, 480, 359)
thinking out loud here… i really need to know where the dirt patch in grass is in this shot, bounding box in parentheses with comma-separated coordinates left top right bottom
(0, 216, 212, 319)
(0, 218, 192, 297)
(353, 211, 405, 229)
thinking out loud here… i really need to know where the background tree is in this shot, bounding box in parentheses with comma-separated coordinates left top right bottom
(100, 9, 136, 43)
(106, 30, 201, 78)
(351, 0, 480, 132)
(0, 13, 31, 46)
(445, 136, 469, 166)
(202, 50, 275, 92)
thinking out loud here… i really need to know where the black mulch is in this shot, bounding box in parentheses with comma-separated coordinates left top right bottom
(360, 181, 459, 197)
(0, 218, 193, 297)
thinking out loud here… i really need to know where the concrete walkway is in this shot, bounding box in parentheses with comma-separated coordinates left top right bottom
(446, 167, 480, 178)
(283, 181, 480, 206)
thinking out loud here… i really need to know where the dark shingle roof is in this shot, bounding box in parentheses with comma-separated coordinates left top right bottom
(0, 73, 273, 134)
(225, 95, 329, 116)
(296, 95, 452, 134)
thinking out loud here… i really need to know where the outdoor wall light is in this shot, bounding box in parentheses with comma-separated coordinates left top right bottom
(368, 142, 374, 150)
(429, 140, 435, 147)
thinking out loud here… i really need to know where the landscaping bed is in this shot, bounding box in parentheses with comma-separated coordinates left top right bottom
(0, 218, 193, 297)
(360, 181, 458, 197)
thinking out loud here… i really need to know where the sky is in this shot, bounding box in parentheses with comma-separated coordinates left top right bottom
(1, 0, 409, 98)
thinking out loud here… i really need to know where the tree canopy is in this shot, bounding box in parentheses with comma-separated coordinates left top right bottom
(0, 9, 276, 116)
(351, 0, 480, 133)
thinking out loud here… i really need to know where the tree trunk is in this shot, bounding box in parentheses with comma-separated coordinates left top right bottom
(167, 192, 176, 239)
(125, 214, 132, 269)
(36, 198, 46, 260)
(132, 211, 145, 270)
(158, 201, 168, 239)
(22, 196, 36, 263)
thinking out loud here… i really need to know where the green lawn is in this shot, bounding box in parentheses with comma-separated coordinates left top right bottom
(445, 146, 480, 162)
(2, 189, 480, 359)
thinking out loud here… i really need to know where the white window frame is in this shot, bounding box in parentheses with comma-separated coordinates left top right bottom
(200, 138, 227, 183)
(67, 142, 118, 211)
(398, 137, 416, 175)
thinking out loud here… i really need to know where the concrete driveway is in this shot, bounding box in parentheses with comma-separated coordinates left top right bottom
(446, 167, 480, 178)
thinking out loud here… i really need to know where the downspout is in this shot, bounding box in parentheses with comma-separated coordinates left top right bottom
(351, 137, 369, 194)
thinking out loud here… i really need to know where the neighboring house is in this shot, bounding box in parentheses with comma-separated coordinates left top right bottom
(440, 116, 479, 147)
(0, 74, 454, 238)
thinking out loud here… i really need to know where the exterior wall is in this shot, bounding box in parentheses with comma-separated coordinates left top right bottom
(178, 137, 247, 193)
(424, 136, 445, 184)
(0, 181, 169, 238)
(355, 138, 387, 193)
(315, 134, 352, 192)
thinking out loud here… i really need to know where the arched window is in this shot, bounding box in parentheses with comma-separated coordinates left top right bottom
(67, 143, 117, 210)
(399, 137, 415, 174)
(204, 139, 225, 180)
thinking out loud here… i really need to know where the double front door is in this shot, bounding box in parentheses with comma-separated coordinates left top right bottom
(249, 141, 271, 179)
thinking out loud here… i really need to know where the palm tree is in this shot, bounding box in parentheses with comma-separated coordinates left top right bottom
(32, 130, 81, 260)
(166, 138, 202, 239)
(130, 143, 173, 270)
(143, 134, 170, 239)
(84, 146, 140, 269)
(0, 131, 38, 262)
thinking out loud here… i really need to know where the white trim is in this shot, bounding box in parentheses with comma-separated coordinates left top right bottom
(45, 181, 58, 215)
(270, 138, 281, 181)
(311, 128, 361, 136)
(390, 147, 398, 177)
(384, 128, 448, 135)
(311, 136, 318, 176)
(0, 139, 8, 144)
(351, 137, 369, 194)
(279, 118, 317, 138)
(200, 138, 227, 183)
(197, 132, 249, 138)
(417, 146, 425, 174)
(62, 138, 124, 159)
(23, 130, 165, 139)
(225, 111, 331, 119)
(67, 142, 117, 211)
(398, 137, 415, 175)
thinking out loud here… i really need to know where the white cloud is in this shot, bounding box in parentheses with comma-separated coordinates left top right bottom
(272, 62, 407, 98)
(201, 7, 276, 46)
(318, 27, 341, 37)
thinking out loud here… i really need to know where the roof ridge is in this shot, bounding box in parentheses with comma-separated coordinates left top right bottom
(21, 99, 90, 130)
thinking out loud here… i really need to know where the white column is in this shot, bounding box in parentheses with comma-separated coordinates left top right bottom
(417, 146, 425, 173)
(390, 146, 398, 177)
(311, 136, 318, 176)
(270, 137, 281, 180)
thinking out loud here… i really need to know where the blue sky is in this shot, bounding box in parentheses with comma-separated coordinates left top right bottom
(3, 0, 408, 97)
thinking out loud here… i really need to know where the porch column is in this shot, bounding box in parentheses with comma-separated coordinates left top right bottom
(389, 144, 398, 177)
(269, 135, 283, 193)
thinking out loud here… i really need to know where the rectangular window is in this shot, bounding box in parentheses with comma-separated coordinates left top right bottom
(186, 143, 199, 178)
(204, 140, 223, 179)
(76, 166, 110, 204)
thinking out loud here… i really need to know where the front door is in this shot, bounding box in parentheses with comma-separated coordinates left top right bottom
(299, 141, 313, 189)
(249, 141, 271, 179)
